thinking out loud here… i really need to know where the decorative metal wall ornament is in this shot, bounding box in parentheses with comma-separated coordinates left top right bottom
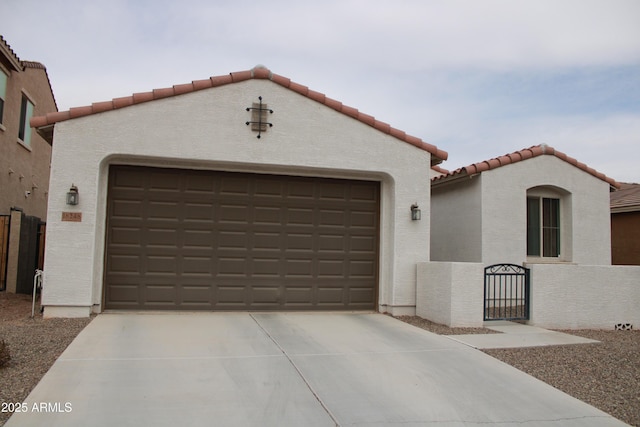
(245, 96, 273, 138)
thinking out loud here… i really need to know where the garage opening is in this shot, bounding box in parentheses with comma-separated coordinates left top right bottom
(104, 166, 379, 311)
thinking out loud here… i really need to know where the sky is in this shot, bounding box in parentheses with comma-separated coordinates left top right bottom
(2, 0, 639, 182)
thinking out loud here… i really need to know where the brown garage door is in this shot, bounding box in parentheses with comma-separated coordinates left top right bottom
(104, 166, 379, 311)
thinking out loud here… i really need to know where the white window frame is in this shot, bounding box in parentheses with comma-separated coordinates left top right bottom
(526, 186, 571, 263)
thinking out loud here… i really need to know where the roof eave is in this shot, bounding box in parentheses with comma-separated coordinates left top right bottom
(30, 66, 448, 161)
(611, 205, 640, 214)
(36, 124, 54, 145)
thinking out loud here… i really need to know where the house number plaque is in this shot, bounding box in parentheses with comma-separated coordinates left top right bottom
(61, 212, 82, 222)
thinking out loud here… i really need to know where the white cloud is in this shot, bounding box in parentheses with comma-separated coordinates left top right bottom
(434, 113, 640, 183)
(1, 0, 638, 182)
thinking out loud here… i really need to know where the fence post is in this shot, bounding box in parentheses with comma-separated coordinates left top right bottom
(5, 208, 23, 293)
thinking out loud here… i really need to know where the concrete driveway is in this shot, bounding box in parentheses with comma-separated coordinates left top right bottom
(7, 313, 625, 426)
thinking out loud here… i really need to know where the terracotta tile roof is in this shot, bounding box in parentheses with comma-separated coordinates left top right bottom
(611, 183, 640, 212)
(431, 144, 620, 189)
(0, 35, 22, 71)
(431, 165, 450, 175)
(30, 65, 448, 163)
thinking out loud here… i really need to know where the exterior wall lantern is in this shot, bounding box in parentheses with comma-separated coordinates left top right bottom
(411, 203, 421, 221)
(66, 184, 79, 205)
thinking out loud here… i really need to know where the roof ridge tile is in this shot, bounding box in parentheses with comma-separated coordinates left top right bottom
(173, 83, 195, 95)
(152, 87, 174, 99)
(30, 66, 448, 162)
(431, 144, 620, 189)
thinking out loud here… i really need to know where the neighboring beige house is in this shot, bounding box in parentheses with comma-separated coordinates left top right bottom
(0, 35, 57, 293)
(0, 35, 57, 220)
(611, 183, 640, 265)
(31, 66, 448, 317)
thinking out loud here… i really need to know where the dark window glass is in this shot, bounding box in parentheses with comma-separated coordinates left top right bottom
(528, 196, 560, 257)
(18, 96, 27, 140)
(527, 197, 541, 256)
(542, 198, 560, 257)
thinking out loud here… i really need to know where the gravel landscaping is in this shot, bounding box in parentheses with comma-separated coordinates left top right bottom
(1, 296, 638, 426)
(0, 292, 92, 426)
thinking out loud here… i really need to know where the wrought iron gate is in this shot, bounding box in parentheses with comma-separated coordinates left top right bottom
(484, 264, 530, 321)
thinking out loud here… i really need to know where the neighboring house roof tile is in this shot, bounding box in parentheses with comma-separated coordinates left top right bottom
(30, 65, 448, 163)
(0, 36, 58, 111)
(0, 35, 23, 71)
(611, 183, 640, 213)
(431, 144, 620, 189)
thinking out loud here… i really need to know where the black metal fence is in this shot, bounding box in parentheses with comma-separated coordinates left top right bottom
(484, 263, 530, 321)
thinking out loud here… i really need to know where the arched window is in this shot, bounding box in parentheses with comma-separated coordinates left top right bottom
(526, 186, 571, 260)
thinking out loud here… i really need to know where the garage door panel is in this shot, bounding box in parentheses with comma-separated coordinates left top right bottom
(350, 235, 377, 253)
(216, 285, 248, 306)
(149, 172, 181, 192)
(180, 256, 211, 275)
(184, 174, 216, 193)
(111, 199, 143, 219)
(183, 229, 214, 249)
(217, 257, 247, 277)
(108, 254, 141, 273)
(254, 206, 283, 225)
(284, 259, 314, 278)
(145, 255, 177, 274)
(319, 209, 346, 227)
(145, 284, 178, 304)
(218, 204, 249, 223)
(319, 183, 347, 200)
(253, 232, 283, 251)
(107, 284, 140, 305)
(110, 227, 141, 246)
(349, 260, 377, 278)
(318, 234, 345, 252)
(146, 228, 178, 247)
(219, 177, 250, 195)
(317, 260, 345, 277)
(184, 202, 215, 221)
(180, 285, 212, 305)
(217, 230, 249, 250)
(252, 258, 281, 277)
(351, 184, 378, 201)
(254, 180, 284, 197)
(287, 181, 315, 199)
(351, 211, 377, 228)
(105, 166, 379, 311)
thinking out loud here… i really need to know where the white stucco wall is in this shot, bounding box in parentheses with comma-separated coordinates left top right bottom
(430, 155, 612, 267)
(481, 156, 611, 266)
(43, 78, 434, 316)
(417, 261, 640, 329)
(416, 262, 484, 327)
(527, 264, 640, 329)
(430, 177, 482, 262)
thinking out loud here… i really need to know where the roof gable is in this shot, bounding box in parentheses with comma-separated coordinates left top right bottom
(30, 65, 447, 164)
(432, 144, 620, 189)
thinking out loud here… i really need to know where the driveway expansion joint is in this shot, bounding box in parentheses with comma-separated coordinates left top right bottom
(249, 313, 342, 427)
